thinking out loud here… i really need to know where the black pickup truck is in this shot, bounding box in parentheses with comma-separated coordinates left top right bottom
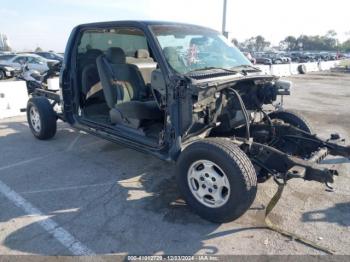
(26, 21, 350, 223)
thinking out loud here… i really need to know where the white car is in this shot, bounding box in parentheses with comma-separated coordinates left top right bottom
(0, 54, 58, 73)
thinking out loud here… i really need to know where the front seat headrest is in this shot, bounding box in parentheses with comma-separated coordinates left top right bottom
(106, 47, 126, 64)
(136, 49, 150, 59)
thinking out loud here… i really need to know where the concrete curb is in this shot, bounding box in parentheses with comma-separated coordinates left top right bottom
(0, 80, 28, 119)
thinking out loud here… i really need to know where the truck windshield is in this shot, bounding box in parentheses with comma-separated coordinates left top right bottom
(150, 24, 251, 74)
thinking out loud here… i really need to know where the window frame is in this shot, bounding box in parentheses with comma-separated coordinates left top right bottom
(64, 22, 172, 125)
(77, 27, 150, 57)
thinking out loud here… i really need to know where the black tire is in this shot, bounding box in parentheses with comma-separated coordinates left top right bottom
(27, 97, 57, 140)
(176, 138, 257, 223)
(258, 110, 313, 183)
(0, 70, 5, 80)
(298, 64, 307, 74)
(268, 109, 313, 134)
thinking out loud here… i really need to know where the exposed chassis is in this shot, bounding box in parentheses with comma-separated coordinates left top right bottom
(234, 122, 350, 186)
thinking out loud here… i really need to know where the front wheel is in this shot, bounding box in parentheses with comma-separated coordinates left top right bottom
(0, 70, 5, 80)
(268, 109, 313, 134)
(258, 110, 314, 183)
(176, 138, 257, 223)
(27, 97, 57, 140)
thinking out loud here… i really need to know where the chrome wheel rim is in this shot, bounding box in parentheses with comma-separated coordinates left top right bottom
(30, 106, 41, 133)
(187, 160, 230, 208)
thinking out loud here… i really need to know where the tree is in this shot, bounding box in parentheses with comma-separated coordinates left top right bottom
(238, 30, 345, 52)
(326, 30, 337, 38)
(341, 39, 350, 52)
(323, 30, 338, 50)
(279, 36, 297, 51)
(241, 35, 270, 52)
(255, 35, 270, 51)
(295, 31, 339, 51)
(35, 47, 43, 52)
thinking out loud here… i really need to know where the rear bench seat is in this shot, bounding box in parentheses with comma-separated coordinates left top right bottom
(127, 49, 157, 84)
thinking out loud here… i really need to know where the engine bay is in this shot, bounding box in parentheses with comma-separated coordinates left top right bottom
(184, 76, 292, 139)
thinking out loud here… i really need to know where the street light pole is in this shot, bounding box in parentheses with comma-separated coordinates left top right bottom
(222, 0, 228, 38)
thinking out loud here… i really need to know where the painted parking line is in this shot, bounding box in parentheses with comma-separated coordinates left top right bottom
(19, 182, 117, 195)
(0, 138, 105, 174)
(65, 133, 82, 152)
(0, 179, 95, 256)
(0, 156, 48, 172)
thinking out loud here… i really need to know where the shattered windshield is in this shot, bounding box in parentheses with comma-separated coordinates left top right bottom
(150, 24, 251, 74)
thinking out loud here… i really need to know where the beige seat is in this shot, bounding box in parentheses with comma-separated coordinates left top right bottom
(127, 49, 157, 84)
(96, 47, 162, 128)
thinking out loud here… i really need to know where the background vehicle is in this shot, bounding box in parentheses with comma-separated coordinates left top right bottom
(0, 54, 16, 62)
(329, 52, 338, 60)
(278, 52, 292, 63)
(0, 64, 19, 80)
(0, 51, 14, 55)
(289, 52, 316, 63)
(0, 54, 58, 73)
(255, 57, 272, 65)
(254, 54, 272, 65)
(26, 21, 350, 223)
(36, 51, 63, 62)
(17, 61, 61, 93)
(264, 53, 290, 64)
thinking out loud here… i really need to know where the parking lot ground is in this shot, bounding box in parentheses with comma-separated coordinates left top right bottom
(0, 71, 349, 256)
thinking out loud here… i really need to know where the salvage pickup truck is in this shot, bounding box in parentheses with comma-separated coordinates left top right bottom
(26, 21, 350, 223)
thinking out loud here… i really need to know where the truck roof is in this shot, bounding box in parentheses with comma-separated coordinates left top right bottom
(76, 20, 218, 32)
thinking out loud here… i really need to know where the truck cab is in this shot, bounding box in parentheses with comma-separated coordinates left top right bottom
(59, 21, 256, 160)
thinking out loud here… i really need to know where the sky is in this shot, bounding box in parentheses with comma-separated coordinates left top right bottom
(0, 0, 349, 52)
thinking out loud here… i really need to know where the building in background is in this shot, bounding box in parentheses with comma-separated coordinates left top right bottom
(0, 33, 11, 51)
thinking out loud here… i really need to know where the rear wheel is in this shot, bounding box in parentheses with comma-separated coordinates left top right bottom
(27, 97, 57, 140)
(176, 138, 257, 223)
